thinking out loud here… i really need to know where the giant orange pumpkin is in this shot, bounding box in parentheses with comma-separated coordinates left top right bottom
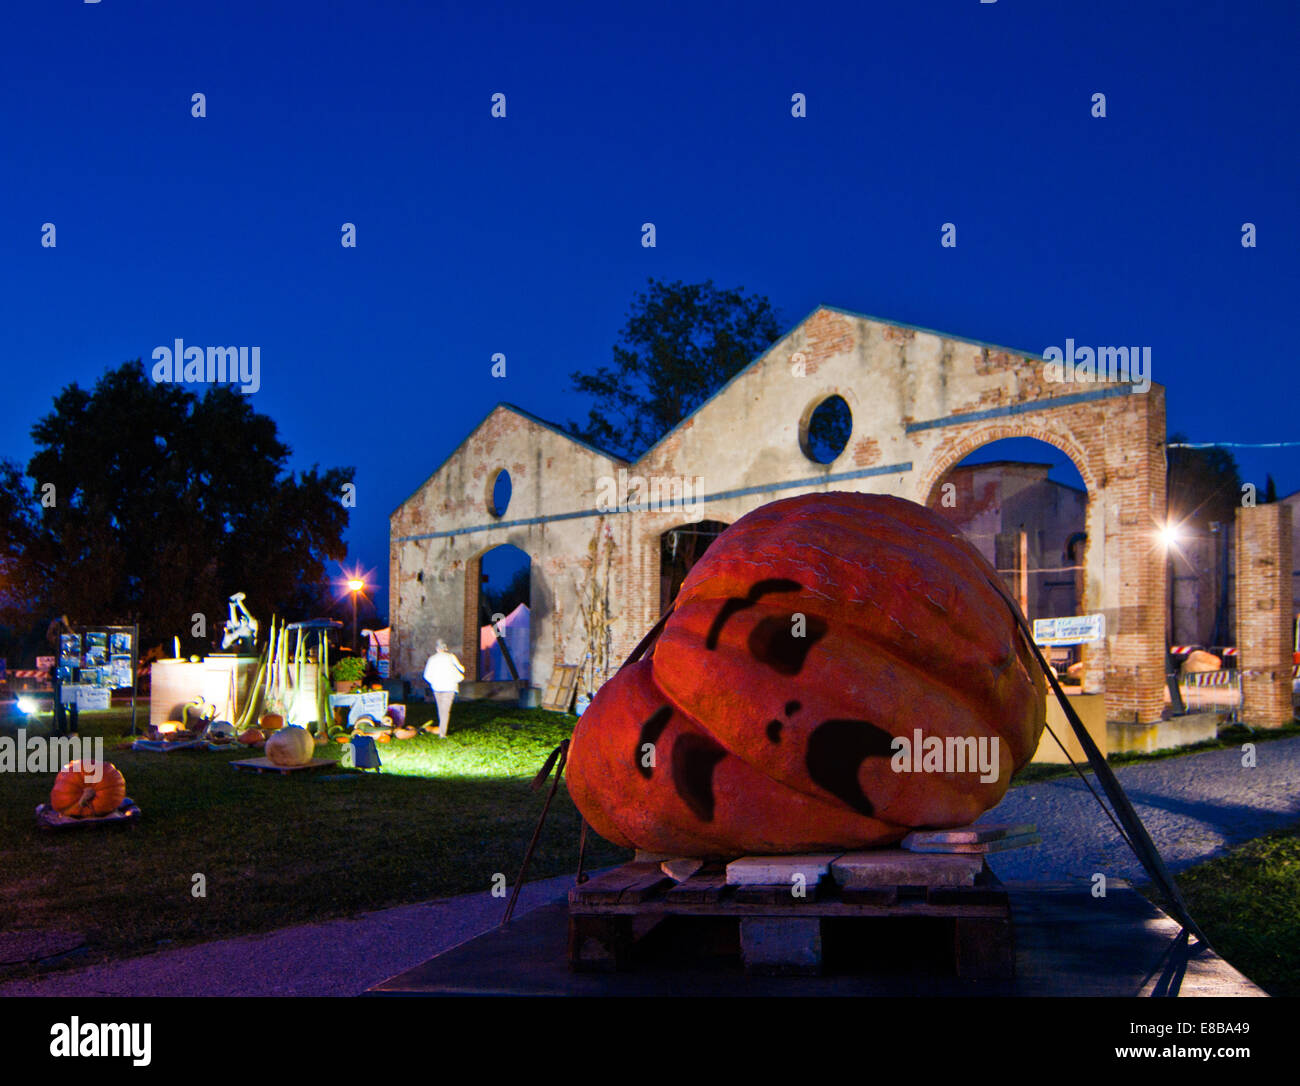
(566, 493, 1046, 856)
(50, 761, 127, 819)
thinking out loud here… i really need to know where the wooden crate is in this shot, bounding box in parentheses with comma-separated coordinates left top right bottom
(568, 856, 1014, 979)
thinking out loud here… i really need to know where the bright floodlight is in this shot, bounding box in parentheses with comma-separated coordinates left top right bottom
(347, 579, 365, 592)
(1160, 522, 1185, 549)
(16, 696, 38, 714)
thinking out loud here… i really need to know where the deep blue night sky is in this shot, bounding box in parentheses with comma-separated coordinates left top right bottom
(3, 1, 1297, 620)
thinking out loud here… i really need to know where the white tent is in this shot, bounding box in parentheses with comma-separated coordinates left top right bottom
(479, 603, 530, 681)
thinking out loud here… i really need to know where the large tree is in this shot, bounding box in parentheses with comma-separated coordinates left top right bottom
(7, 360, 353, 651)
(568, 279, 784, 462)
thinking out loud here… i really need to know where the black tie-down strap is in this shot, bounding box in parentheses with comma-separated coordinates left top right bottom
(500, 738, 570, 927)
(991, 580, 1210, 947)
(501, 604, 679, 924)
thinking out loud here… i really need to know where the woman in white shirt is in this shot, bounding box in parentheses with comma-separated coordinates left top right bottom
(422, 639, 465, 738)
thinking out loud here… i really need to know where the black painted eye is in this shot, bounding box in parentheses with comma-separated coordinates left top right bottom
(805, 719, 895, 816)
(747, 615, 827, 675)
(705, 579, 803, 649)
(671, 732, 727, 821)
(634, 705, 673, 779)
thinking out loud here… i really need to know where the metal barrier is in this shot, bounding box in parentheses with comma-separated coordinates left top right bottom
(1176, 668, 1242, 722)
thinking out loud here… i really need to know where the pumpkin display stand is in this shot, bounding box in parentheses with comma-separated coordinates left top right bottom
(36, 797, 141, 830)
(229, 755, 334, 776)
(566, 825, 1037, 978)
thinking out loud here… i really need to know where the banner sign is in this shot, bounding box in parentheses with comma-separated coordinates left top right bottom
(1033, 614, 1105, 646)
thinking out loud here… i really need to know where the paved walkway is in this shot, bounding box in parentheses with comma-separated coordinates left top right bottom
(4, 737, 1298, 996)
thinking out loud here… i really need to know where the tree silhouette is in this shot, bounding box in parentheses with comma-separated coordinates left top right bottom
(6, 360, 353, 652)
(568, 279, 784, 462)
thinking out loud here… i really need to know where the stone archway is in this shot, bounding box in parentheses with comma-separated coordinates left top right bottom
(920, 427, 1097, 694)
(908, 396, 1167, 725)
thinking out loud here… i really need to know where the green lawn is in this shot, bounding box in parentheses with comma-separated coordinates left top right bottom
(0, 700, 630, 978)
(1142, 823, 1300, 997)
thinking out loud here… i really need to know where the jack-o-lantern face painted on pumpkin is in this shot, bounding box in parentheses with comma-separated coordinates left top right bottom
(566, 492, 1046, 856)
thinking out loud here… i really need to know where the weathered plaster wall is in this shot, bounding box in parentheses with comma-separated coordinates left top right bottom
(391, 307, 1170, 723)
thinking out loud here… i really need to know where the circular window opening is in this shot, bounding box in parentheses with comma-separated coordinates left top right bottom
(801, 395, 852, 464)
(489, 469, 512, 518)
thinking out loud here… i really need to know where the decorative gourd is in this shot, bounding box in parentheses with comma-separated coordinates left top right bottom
(264, 724, 314, 766)
(50, 761, 127, 819)
(566, 493, 1046, 856)
(393, 725, 417, 740)
(259, 713, 284, 733)
(238, 728, 265, 746)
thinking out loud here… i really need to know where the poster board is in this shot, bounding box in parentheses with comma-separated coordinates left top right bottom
(55, 624, 140, 731)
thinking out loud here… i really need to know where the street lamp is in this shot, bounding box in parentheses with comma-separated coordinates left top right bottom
(347, 578, 364, 652)
(1160, 520, 1185, 650)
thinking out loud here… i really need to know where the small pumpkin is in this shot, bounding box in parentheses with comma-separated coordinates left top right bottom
(264, 724, 314, 766)
(238, 728, 265, 746)
(393, 725, 417, 740)
(50, 761, 127, 819)
(259, 712, 284, 733)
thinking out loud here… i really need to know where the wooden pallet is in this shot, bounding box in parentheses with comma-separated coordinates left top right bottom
(35, 799, 141, 830)
(568, 857, 1014, 979)
(230, 756, 334, 776)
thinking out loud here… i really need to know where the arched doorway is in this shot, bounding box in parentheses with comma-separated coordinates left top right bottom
(660, 521, 729, 614)
(476, 543, 531, 683)
(925, 436, 1089, 682)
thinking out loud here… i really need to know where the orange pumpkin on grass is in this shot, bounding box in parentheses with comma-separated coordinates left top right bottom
(50, 761, 127, 819)
(566, 493, 1046, 856)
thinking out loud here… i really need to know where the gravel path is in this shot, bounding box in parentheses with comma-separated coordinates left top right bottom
(5, 737, 1298, 996)
(981, 735, 1300, 882)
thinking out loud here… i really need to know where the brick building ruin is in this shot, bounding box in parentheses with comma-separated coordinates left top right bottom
(390, 305, 1294, 727)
